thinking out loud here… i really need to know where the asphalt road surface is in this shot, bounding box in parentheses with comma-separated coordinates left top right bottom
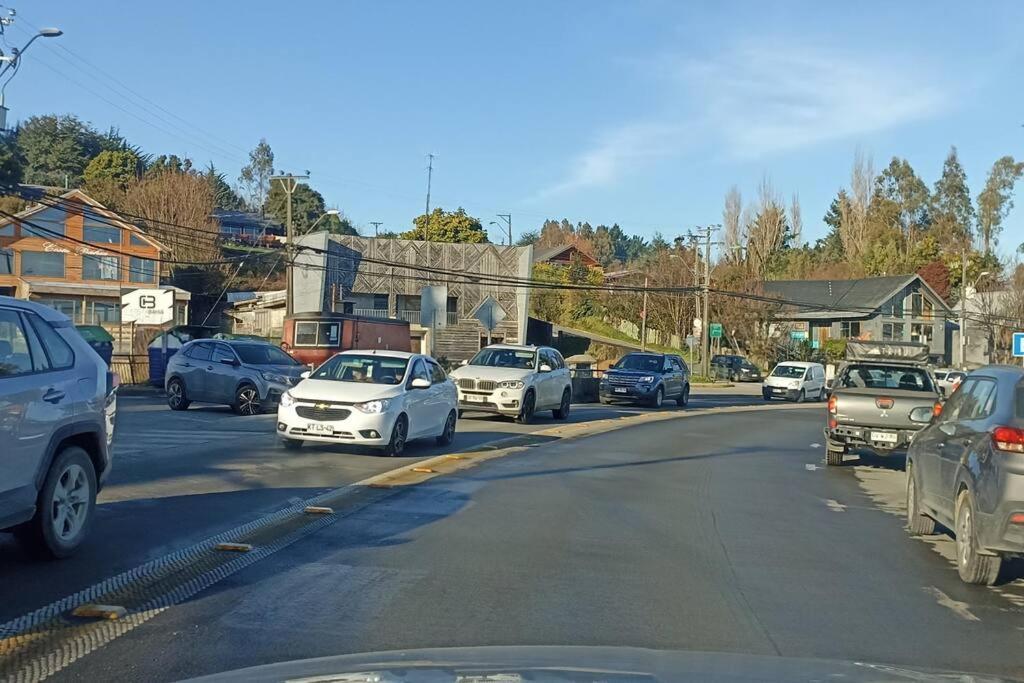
(0, 385, 765, 624)
(14, 397, 1024, 682)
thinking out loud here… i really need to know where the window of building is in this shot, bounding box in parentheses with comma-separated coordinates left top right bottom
(36, 298, 80, 321)
(910, 323, 932, 344)
(130, 233, 150, 247)
(0, 249, 12, 274)
(840, 321, 862, 339)
(318, 321, 340, 346)
(883, 296, 904, 318)
(909, 292, 923, 318)
(83, 223, 122, 245)
(83, 254, 121, 281)
(175, 304, 188, 326)
(373, 293, 389, 310)
(88, 302, 120, 324)
(129, 257, 157, 283)
(882, 323, 905, 341)
(21, 251, 65, 277)
(922, 298, 934, 321)
(0, 222, 13, 236)
(294, 322, 317, 346)
(21, 206, 68, 238)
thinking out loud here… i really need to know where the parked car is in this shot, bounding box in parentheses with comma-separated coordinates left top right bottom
(762, 361, 826, 402)
(0, 297, 117, 558)
(905, 365, 1024, 585)
(165, 339, 307, 415)
(710, 355, 762, 382)
(276, 350, 458, 455)
(449, 344, 571, 423)
(599, 352, 690, 408)
(825, 341, 939, 466)
(933, 368, 967, 396)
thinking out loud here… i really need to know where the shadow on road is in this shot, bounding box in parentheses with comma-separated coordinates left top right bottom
(847, 449, 907, 471)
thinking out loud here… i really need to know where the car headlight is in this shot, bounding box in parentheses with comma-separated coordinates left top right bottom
(280, 391, 296, 407)
(261, 371, 289, 384)
(639, 375, 655, 383)
(354, 398, 391, 414)
(499, 380, 525, 389)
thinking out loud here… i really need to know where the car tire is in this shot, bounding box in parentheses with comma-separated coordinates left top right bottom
(19, 446, 97, 559)
(599, 397, 612, 405)
(795, 389, 805, 404)
(729, 372, 738, 382)
(167, 378, 190, 411)
(232, 383, 261, 416)
(650, 387, 664, 409)
(762, 392, 771, 401)
(905, 464, 936, 535)
(955, 489, 1001, 585)
(384, 414, 408, 456)
(826, 447, 845, 466)
(553, 389, 571, 420)
(516, 391, 536, 424)
(436, 410, 456, 446)
(676, 385, 690, 407)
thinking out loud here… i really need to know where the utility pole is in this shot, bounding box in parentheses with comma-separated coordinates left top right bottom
(272, 172, 310, 317)
(640, 275, 649, 352)
(701, 227, 712, 379)
(423, 153, 435, 240)
(369, 221, 383, 237)
(960, 251, 967, 370)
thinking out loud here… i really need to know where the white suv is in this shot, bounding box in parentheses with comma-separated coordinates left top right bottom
(449, 344, 571, 423)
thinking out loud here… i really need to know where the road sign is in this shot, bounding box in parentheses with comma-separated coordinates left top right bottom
(474, 296, 506, 331)
(419, 286, 448, 330)
(790, 330, 808, 341)
(1013, 332, 1024, 357)
(709, 323, 723, 339)
(121, 288, 174, 325)
(685, 334, 697, 350)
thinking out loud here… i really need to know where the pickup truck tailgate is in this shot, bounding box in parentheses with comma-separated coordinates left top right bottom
(832, 387, 937, 430)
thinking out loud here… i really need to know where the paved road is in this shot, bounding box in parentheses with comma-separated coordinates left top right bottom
(0, 385, 765, 623)
(31, 404, 1024, 681)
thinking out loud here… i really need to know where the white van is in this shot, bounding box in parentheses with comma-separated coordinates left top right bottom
(762, 361, 826, 402)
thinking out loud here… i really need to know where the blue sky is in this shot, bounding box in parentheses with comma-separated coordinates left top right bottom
(7, 1, 1024, 254)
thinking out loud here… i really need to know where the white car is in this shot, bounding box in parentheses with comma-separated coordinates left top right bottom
(276, 350, 458, 456)
(932, 368, 966, 396)
(449, 344, 572, 423)
(762, 361, 826, 402)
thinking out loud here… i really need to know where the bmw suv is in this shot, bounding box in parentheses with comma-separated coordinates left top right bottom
(0, 297, 117, 558)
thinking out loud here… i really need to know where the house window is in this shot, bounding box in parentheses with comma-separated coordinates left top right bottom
(21, 206, 68, 238)
(130, 233, 149, 247)
(373, 293, 388, 311)
(21, 251, 65, 277)
(129, 257, 157, 283)
(883, 296, 903, 318)
(922, 299, 934, 321)
(87, 302, 120, 324)
(0, 249, 11, 274)
(83, 223, 122, 245)
(83, 254, 121, 281)
(910, 323, 932, 344)
(840, 321, 862, 339)
(0, 223, 13, 236)
(36, 298, 80, 321)
(909, 293, 923, 318)
(882, 323, 905, 341)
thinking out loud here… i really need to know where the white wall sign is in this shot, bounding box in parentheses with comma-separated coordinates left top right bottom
(122, 288, 174, 325)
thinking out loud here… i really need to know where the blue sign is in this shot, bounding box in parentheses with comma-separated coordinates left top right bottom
(1014, 332, 1024, 357)
(790, 330, 808, 341)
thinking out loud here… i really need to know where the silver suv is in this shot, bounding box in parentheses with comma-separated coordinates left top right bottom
(165, 339, 307, 415)
(0, 297, 117, 558)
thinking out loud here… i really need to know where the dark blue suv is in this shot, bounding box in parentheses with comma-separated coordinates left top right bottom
(599, 352, 690, 408)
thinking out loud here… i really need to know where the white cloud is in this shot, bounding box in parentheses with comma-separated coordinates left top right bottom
(533, 43, 950, 198)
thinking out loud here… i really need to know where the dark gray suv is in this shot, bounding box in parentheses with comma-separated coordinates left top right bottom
(0, 297, 117, 558)
(905, 366, 1024, 585)
(165, 339, 306, 415)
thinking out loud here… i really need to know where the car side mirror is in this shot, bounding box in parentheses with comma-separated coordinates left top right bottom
(300, 370, 311, 379)
(411, 377, 431, 389)
(539, 363, 552, 373)
(825, 379, 834, 390)
(220, 357, 239, 367)
(909, 406, 934, 424)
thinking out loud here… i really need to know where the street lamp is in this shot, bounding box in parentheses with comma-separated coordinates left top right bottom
(959, 269, 992, 370)
(0, 27, 62, 129)
(303, 209, 340, 235)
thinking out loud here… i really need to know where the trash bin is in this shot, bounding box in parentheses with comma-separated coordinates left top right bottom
(75, 325, 114, 366)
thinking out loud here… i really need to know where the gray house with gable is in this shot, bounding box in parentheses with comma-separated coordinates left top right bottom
(762, 274, 955, 363)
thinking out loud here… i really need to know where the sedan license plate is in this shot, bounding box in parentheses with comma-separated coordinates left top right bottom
(308, 423, 334, 434)
(465, 394, 486, 403)
(871, 430, 898, 445)
(772, 387, 784, 393)
(613, 387, 628, 394)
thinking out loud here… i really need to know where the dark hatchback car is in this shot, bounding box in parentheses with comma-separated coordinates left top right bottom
(905, 366, 1024, 585)
(711, 354, 762, 382)
(599, 352, 690, 408)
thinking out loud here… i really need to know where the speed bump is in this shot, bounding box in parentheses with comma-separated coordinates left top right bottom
(71, 604, 126, 620)
(215, 542, 253, 552)
(411, 467, 435, 473)
(303, 506, 334, 515)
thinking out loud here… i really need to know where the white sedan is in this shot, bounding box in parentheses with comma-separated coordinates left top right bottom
(276, 350, 458, 456)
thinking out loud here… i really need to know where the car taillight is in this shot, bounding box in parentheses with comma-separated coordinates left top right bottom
(828, 395, 837, 413)
(106, 371, 120, 396)
(828, 417, 838, 429)
(992, 426, 1024, 453)
(932, 402, 943, 418)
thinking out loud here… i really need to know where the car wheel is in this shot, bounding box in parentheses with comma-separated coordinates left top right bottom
(676, 385, 690, 407)
(281, 438, 303, 451)
(436, 410, 456, 446)
(729, 372, 738, 382)
(384, 414, 408, 456)
(232, 384, 261, 416)
(650, 386, 664, 409)
(167, 378, 190, 411)
(905, 464, 936, 535)
(20, 446, 97, 559)
(796, 389, 805, 404)
(762, 392, 771, 401)
(599, 397, 612, 405)
(955, 489, 1001, 585)
(553, 389, 571, 420)
(516, 391, 536, 424)
(825, 446, 845, 466)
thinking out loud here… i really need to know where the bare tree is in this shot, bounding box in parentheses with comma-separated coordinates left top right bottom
(123, 170, 220, 263)
(789, 193, 803, 247)
(744, 176, 788, 278)
(839, 150, 873, 263)
(722, 186, 742, 263)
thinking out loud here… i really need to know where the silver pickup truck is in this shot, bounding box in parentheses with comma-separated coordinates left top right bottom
(825, 341, 941, 466)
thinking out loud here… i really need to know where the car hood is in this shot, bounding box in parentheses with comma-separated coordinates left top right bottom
(605, 369, 660, 379)
(181, 646, 1012, 683)
(450, 365, 534, 382)
(764, 375, 801, 387)
(243, 363, 306, 380)
(288, 378, 403, 403)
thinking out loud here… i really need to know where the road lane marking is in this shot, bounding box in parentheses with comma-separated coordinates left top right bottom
(809, 442, 821, 448)
(923, 586, 980, 622)
(825, 499, 846, 512)
(805, 464, 819, 471)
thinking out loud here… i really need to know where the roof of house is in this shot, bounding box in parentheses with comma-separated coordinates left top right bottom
(212, 209, 283, 232)
(762, 274, 952, 320)
(532, 243, 599, 267)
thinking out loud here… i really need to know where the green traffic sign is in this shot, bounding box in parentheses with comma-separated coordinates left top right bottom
(709, 323, 723, 338)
